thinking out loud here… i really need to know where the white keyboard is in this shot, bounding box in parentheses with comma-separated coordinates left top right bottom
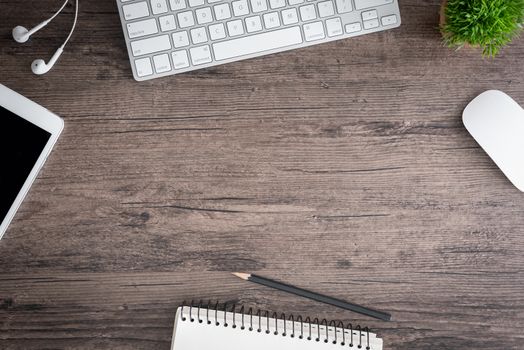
(117, 0, 401, 81)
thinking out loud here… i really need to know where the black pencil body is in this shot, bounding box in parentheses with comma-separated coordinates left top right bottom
(249, 274, 391, 321)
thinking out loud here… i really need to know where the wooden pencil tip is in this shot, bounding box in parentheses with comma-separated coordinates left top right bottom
(232, 272, 251, 280)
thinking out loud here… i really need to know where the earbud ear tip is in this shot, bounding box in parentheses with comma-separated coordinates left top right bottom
(31, 59, 47, 75)
(12, 25, 29, 43)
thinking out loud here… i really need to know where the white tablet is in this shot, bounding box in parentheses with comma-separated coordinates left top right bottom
(0, 84, 64, 240)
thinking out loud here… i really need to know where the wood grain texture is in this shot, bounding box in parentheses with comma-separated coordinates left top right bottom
(1, 0, 524, 349)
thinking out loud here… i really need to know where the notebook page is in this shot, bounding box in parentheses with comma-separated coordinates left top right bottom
(171, 308, 383, 350)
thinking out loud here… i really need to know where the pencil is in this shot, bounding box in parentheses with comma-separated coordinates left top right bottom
(233, 272, 391, 321)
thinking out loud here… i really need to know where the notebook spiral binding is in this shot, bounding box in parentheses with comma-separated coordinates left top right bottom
(180, 300, 372, 349)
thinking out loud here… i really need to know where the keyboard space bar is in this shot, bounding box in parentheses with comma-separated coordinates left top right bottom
(213, 26, 303, 61)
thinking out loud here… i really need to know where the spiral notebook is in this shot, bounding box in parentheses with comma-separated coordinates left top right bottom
(171, 304, 383, 350)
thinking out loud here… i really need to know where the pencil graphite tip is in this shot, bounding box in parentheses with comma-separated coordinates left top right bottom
(232, 272, 251, 280)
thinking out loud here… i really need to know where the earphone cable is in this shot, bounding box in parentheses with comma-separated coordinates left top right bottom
(49, 0, 70, 23)
(62, 0, 78, 48)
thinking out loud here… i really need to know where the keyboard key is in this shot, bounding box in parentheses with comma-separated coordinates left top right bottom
(263, 12, 280, 29)
(134, 57, 153, 76)
(361, 9, 378, 20)
(381, 14, 397, 26)
(131, 35, 171, 56)
(153, 53, 172, 73)
(173, 30, 190, 47)
(208, 0, 221, 3)
(250, 0, 268, 13)
(151, 0, 168, 14)
(190, 45, 212, 65)
(178, 11, 195, 28)
(345, 22, 361, 33)
(269, 0, 286, 9)
(123, 2, 149, 20)
(127, 18, 158, 39)
(172, 50, 190, 69)
(159, 15, 177, 31)
(189, 0, 204, 6)
(232, 0, 249, 16)
(317, 1, 334, 17)
(335, 0, 352, 13)
(214, 3, 231, 20)
(213, 26, 302, 60)
(281, 8, 298, 25)
(354, 0, 392, 10)
(326, 17, 343, 36)
(299, 4, 316, 21)
(245, 16, 263, 32)
(191, 26, 208, 43)
(169, 0, 186, 10)
(196, 7, 213, 24)
(289, 0, 304, 4)
(363, 18, 379, 29)
(209, 23, 226, 39)
(303, 21, 325, 41)
(227, 19, 245, 36)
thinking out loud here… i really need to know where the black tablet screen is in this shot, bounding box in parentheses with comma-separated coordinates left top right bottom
(0, 106, 51, 220)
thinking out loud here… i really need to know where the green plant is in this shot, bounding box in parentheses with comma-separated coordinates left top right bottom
(441, 0, 524, 57)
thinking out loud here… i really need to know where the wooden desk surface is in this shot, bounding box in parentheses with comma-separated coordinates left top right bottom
(1, 0, 524, 349)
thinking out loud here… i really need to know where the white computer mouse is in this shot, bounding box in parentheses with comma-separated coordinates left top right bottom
(463, 90, 524, 192)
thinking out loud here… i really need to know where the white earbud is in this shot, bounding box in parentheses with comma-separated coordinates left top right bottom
(12, 25, 30, 43)
(11, 0, 77, 75)
(12, 21, 49, 43)
(31, 47, 64, 75)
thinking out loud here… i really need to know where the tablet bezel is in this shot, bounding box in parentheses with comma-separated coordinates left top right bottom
(0, 84, 64, 240)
